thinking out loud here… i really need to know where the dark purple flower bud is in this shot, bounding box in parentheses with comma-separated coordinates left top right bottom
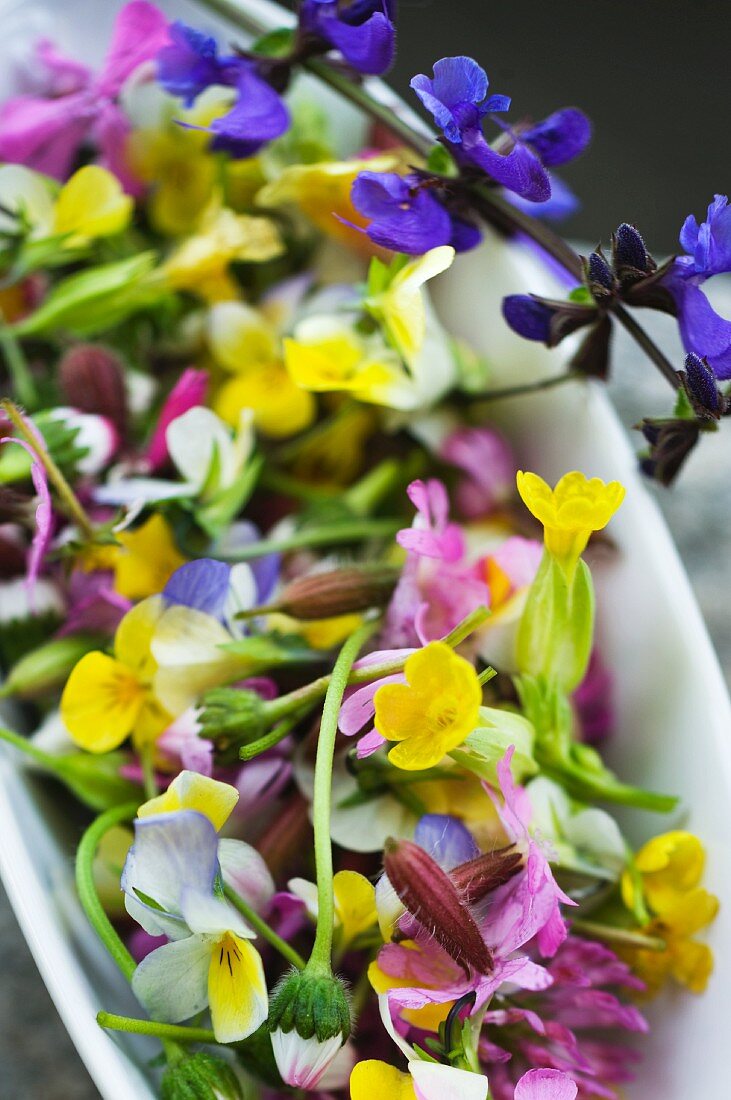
(681, 352, 725, 419)
(301, 0, 396, 75)
(587, 251, 615, 294)
(521, 107, 592, 167)
(502, 295, 555, 342)
(638, 417, 701, 486)
(613, 223, 650, 273)
(384, 838, 494, 973)
(58, 344, 128, 438)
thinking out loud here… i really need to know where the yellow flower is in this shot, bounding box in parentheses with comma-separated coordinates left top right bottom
(351, 1061, 416, 1100)
(61, 597, 171, 753)
(374, 642, 482, 770)
(256, 155, 397, 253)
(207, 300, 315, 439)
(517, 470, 625, 573)
(290, 870, 378, 951)
(52, 166, 133, 245)
(284, 404, 376, 487)
(284, 318, 405, 407)
(161, 197, 283, 302)
(620, 831, 719, 995)
(365, 247, 455, 367)
(137, 771, 239, 831)
(128, 127, 217, 236)
(114, 514, 187, 601)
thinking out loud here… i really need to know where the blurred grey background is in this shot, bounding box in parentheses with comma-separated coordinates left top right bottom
(2, 0, 731, 1095)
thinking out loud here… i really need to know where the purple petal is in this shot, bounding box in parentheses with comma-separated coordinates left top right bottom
(464, 132, 551, 201)
(449, 214, 482, 252)
(414, 814, 479, 870)
(92, 102, 143, 196)
(410, 74, 463, 143)
(122, 810, 219, 918)
(430, 56, 488, 111)
(677, 194, 731, 278)
(502, 295, 555, 342)
(208, 66, 289, 154)
(508, 174, 580, 223)
(356, 728, 387, 758)
(156, 21, 227, 106)
(325, 11, 395, 76)
(339, 674, 405, 736)
(0, 435, 52, 605)
(522, 108, 592, 167)
(163, 558, 231, 616)
(514, 1069, 578, 1100)
(354, 175, 454, 254)
(666, 271, 731, 379)
(0, 92, 91, 179)
(96, 0, 170, 98)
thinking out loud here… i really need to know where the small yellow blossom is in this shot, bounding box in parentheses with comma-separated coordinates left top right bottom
(517, 470, 625, 574)
(52, 166, 133, 245)
(374, 642, 482, 770)
(291, 870, 378, 951)
(207, 300, 315, 438)
(283, 318, 405, 406)
(137, 771, 239, 831)
(161, 197, 283, 302)
(365, 246, 455, 367)
(61, 597, 171, 753)
(114, 514, 187, 601)
(621, 831, 719, 995)
(256, 155, 397, 253)
(128, 127, 217, 236)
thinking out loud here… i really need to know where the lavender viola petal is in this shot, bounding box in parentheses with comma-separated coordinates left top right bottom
(163, 558, 231, 616)
(521, 107, 591, 167)
(208, 66, 289, 155)
(122, 810, 220, 918)
(217, 520, 280, 602)
(502, 294, 555, 342)
(356, 728, 387, 757)
(414, 814, 479, 870)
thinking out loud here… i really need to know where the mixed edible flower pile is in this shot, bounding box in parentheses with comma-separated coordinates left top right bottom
(0, 3, 723, 1098)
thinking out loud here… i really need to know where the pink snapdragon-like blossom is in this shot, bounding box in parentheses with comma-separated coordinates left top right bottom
(0, 1, 168, 186)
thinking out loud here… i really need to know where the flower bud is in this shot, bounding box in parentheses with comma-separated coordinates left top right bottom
(0, 634, 100, 699)
(268, 969, 351, 1090)
(58, 343, 128, 437)
(613, 222, 651, 275)
(272, 565, 400, 621)
(585, 250, 615, 298)
(449, 845, 524, 904)
(517, 552, 595, 693)
(161, 1051, 243, 1100)
(679, 352, 726, 420)
(198, 688, 268, 759)
(383, 838, 494, 973)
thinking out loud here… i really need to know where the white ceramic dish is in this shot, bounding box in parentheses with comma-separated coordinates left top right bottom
(0, 2, 729, 1097)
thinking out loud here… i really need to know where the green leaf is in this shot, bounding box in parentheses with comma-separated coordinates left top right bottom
(673, 386, 695, 419)
(426, 144, 457, 177)
(220, 632, 318, 667)
(12, 253, 165, 337)
(569, 285, 593, 304)
(196, 453, 264, 538)
(251, 27, 295, 57)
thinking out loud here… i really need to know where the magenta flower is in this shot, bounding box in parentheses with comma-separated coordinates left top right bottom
(145, 368, 208, 472)
(440, 426, 516, 518)
(339, 647, 414, 759)
(0, 422, 53, 603)
(0, 1, 168, 185)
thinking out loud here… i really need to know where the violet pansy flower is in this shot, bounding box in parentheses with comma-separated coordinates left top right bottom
(410, 56, 590, 203)
(664, 195, 731, 378)
(0, 1, 169, 186)
(156, 21, 289, 157)
(300, 0, 397, 76)
(350, 171, 481, 254)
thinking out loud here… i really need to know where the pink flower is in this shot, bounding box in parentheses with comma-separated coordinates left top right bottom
(157, 709, 213, 777)
(440, 426, 516, 519)
(0, 1, 168, 185)
(386, 479, 488, 646)
(339, 647, 414, 758)
(58, 569, 131, 637)
(0, 424, 53, 604)
(145, 368, 208, 472)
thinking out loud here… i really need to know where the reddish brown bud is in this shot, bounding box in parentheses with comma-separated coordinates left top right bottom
(384, 838, 494, 974)
(58, 344, 128, 437)
(449, 845, 523, 905)
(272, 565, 400, 621)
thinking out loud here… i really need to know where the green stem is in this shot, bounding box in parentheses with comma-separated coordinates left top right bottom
(75, 803, 139, 981)
(306, 621, 376, 974)
(1, 399, 96, 539)
(572, 918, 666, 952)
(344, 458, 402, 517)
(97, 1012, 215, 1044)
(613, 303, 681, 391)
(259, 467, 336, 504)
(471, 370, 582, 404)
(223, 883, 306, 970)
(238, 713, 304, 761)
(216, 517, 402, 562)
(0, 321, 38, 409)
(139, 741, 158, 801)
(0, 725, 62, 771)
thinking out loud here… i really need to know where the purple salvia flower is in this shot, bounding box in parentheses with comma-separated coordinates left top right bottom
(156, 22, 232, 105)
(410, 56, 590, 203)
(351, 171, 480, 254)
(300, 0, 397, 76)
(502, 295, 557, 342)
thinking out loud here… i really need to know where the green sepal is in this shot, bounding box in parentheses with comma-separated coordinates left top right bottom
(161, 1051, 243, 1100)
(517, 551, 595, 693)
(267, 969, 351, 1043)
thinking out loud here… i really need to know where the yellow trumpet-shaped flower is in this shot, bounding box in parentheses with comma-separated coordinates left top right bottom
(161, 196, 283, 302)
(517, 470, 625, 574)
(60, 597, 171, 753)
(621, 831, 719, 995)
(374, 642, 482, 770)
(114, 514, 187, 601)
(52, 166, 133, 245)
(137, 771, 239, 831)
